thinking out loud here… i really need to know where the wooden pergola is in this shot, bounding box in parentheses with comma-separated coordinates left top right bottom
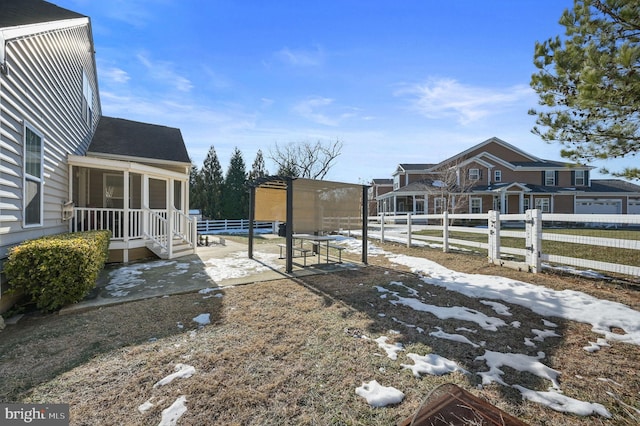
(248, 177, 368, 273)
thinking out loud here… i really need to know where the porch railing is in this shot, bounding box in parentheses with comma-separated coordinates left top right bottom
(147, 209, 169, 253)
(73, 208, 144, 240)
(72, 207, 196, 258)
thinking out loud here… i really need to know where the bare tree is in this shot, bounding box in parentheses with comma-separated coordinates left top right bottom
(426, 163, 478, 215)
(269, 139, 343, 179)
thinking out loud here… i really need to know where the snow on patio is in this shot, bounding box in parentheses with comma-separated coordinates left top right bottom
(130, 236, 637, 422)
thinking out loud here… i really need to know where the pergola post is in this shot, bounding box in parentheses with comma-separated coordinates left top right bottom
(248, 185, 255, 259)
(362, 185, 368, 264)
(286, 177, 294, 273)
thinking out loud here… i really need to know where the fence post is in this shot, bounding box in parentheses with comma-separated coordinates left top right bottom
(525, 209, 542, 273)
(380, 213, 385, 243)
(487, 210, 500, 264)
(407, 213, 412, 248)
(191, 217, 198, 250)
(442, 211, 449, 252)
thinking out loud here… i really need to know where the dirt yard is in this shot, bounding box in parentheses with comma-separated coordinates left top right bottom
(1, 238, 638, 425)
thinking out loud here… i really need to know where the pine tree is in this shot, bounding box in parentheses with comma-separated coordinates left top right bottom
(222, 147, 248, 219)
(530, 0, 640, 180)
(248, 149, 269, 183)
(188, 164, 204, 212)
(201, 145, 224, 219)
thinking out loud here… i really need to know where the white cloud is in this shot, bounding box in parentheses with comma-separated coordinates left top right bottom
(293, 97, 357, 126)
(276, 45, 324, 67)
(137, 53, 193, 92)
(99, 66, 130, 84)
(396, 78, 534, 125)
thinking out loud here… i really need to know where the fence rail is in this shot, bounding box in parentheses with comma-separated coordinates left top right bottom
(368, 211, 640, 279)
(197, 219, 274, 234)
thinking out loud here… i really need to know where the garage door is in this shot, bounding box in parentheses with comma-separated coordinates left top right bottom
(575, 199, 622, 214)
(629, 199, 640, 214)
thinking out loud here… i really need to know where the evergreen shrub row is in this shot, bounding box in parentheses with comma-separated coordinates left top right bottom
(5, 230, 111, 312)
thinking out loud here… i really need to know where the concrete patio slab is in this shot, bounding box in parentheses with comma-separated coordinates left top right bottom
(60, 238, 359, 314)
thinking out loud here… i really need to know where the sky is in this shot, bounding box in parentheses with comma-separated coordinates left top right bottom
(53, 0, 635, 183)
(101, 234, 639, 422)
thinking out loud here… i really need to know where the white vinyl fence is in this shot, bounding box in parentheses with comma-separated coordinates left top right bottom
(197, 219, 274, 234)
(369, 210, 640, 279)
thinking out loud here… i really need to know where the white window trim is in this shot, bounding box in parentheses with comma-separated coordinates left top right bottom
(545, 170, 556, 186)
(470, 197, 482, 214)
(23, 122, 44, 227)
(469, 168, 480, 180)
(575, 170, 585, 186)
(535, 197, 550, 213)
(82, 70, 94, 127)
(494, 170, 502, 182)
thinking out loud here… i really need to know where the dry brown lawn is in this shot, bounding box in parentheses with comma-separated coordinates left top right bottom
(0, 238, 638, 425)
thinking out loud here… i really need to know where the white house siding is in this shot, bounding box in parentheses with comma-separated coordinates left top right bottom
(0, 20, 100, 259)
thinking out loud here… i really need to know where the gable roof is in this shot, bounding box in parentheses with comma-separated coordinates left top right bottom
(88, 116, 190, 165)
(0, 0, 84, 28)
(436, 137, 541, 167)
(371, 178, 393, 185)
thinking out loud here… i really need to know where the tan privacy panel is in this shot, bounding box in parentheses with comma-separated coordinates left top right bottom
(292, 179, 363, 234)
(255, 186, 287, 221)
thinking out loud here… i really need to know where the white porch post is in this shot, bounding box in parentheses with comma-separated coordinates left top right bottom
(500, 190, 506, 214)
(142, 175, 149, 236)
(68, 163, 73, 233)
(123, 170, 130, 263)
(168, 178, 174, 259)
(519, 192, 524, 213)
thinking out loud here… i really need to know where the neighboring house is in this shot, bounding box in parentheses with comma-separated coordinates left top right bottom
(0, 0, 195, 279)
(374, 137, 640, 215)
(367, 178, 392, 215)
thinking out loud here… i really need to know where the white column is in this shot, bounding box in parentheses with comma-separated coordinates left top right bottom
(123, 171, 130, 263)
(519, 192, 524, 213)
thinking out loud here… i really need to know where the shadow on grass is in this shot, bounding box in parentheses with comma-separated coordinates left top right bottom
(294, 263, 569, 412)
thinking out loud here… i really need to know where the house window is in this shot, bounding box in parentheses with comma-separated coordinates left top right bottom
(24, 124, 43, 226)
(494, 170, 502, 182)
(82, 70, 94, 127)
(544, 170, 556, 186)
(470, 197, 482, 214)
(523, 197, 530, 211)
(535, 198, 550, 213)
(434, 197, 445, 214)
(469, 168, 480, 180)
(575, 170, 585, 186)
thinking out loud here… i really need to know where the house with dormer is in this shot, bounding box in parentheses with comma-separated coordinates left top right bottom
(0, 0, 195, 271)
(374, 137, 640, 215)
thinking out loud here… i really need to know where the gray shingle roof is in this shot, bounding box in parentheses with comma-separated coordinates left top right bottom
(0, 0, 84, 28)
(371, 178, 393, 185)
(587, 179, 640, 193)
(511, 160, 575, 168)
(399, 163, 437, 171)
(88, 116, 190, 164)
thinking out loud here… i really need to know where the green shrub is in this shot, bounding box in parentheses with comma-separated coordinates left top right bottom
(4, 230, 111, 312)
